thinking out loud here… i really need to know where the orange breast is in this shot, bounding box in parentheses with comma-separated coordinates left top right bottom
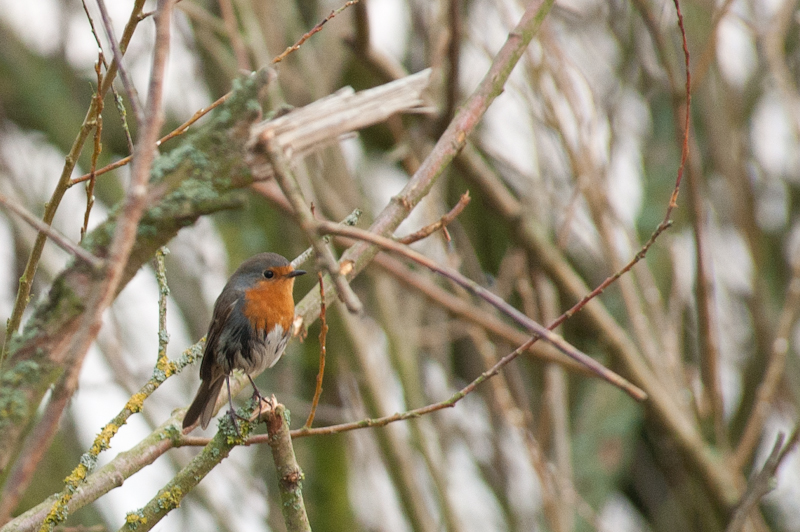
(242, 278, 295, 333)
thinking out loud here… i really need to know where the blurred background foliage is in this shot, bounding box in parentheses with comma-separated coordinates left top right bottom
(1, 0, 800, 531)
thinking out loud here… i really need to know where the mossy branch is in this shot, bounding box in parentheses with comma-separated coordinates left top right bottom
(117, 416, 248, 532)
(37, 342, 202, 532)
(264, 403, 311, 532)
(1, 415, 181, 532)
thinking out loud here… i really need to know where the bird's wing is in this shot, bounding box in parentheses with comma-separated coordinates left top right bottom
(199, 295, 239, 381)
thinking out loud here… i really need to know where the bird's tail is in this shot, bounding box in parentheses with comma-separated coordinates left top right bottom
(183, 376, 225, 429)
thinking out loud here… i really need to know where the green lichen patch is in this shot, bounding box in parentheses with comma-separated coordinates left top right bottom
(127, 392, 147, 413)
(1, 359, 41, 386)
(156, 486, 183, 510)
(125, 509, 147, 529)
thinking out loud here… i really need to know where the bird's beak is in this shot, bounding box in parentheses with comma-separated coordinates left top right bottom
(287, 269, 306, 278)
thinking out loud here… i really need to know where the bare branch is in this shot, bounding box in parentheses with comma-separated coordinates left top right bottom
(2, 0, 147, 360)
(316, 221, 646, 401)
(246, 69, 433, 177)
(96, 0, 144, 125)
(397, 191, 470, 245)
(303, 273, 328, 429)
(0, 193, 103, 269)
(726, 430, 799, 532)
(263, 132, 364, 313)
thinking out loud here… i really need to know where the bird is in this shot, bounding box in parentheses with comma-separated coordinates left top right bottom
(183, 252, 306, 430)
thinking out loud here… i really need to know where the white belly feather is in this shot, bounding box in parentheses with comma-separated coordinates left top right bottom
(222, 324, 290, 375)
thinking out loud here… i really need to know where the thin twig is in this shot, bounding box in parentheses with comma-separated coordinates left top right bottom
(291, 209, 363, 269)
(397, 191, 470, 245)
(96, 0, 144, 125)
(0, 193, 103, 269)
(81, 0, 105, 54)
(373, 252, 576, 368)
(669, 0, 691, 214)
(180, 314, 586, 445)
(263, 132, 363, 313)
(304, 273, 328, 429)
(546, 0, 691, 338)
(81, 55, 104, 241)
(70, 93, 232, 186)
(217, 0, 250, 71)
(733, 256, 800, 468)
(437, 0, 462, 135)
(726, 429, 799, 532)
(82, 0, 136, 155)
(317, 221, 646, 401)
(273, 0, 360, 64)
(670, 0, 724, 441)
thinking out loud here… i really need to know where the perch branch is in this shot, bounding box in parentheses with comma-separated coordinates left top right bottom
(264, 402, 311, 531)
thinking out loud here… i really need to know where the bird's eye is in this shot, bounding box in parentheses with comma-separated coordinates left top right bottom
(263, 270, 274, 279)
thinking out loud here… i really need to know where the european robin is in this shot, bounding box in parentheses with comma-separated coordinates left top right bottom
(183, 253, 306, 430)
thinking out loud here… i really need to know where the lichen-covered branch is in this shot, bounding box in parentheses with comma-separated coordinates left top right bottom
(264, 403, 311, 532)
(2, 415, 180, 532)
(117, 418, 246, 532)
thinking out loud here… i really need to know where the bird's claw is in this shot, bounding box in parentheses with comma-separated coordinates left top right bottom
(249, 394, 277, 423)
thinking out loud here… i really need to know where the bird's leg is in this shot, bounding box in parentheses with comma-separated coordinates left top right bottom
(225, 375, 244, 437)
(247, 374, 274, 422)
(247, 374, 265, 403)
